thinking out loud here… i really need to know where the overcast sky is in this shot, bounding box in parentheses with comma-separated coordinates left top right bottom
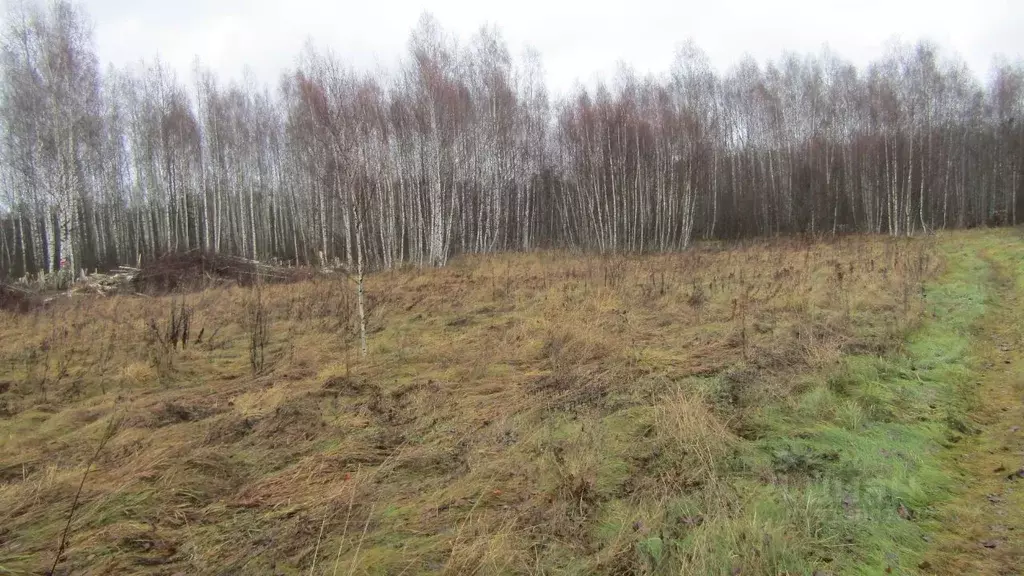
(80, 0, 1024, 96)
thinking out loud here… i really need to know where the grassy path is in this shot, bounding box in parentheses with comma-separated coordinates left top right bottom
(924, 231, 1024, 575)
(741, 230, 1023, 575)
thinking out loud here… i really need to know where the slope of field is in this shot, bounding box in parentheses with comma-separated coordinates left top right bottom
(0, 231, 1019, 575)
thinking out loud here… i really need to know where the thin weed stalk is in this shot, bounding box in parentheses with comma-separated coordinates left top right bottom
(48, 413, 120, 575)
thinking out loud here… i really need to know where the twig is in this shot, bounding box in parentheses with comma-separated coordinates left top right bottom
(48, 414, 120, 575)
(443, 482, 492, 572)
(309, 512, 328, 576)
(331, 465, 361, 576)
(335, 445, 405, 576)
(346, 502, 375, 576)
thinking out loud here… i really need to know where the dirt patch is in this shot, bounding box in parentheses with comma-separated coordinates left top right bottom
(250, 395, 331, 446)
(530, 367, 614, 414)
(118, 530, 178, 567)
(322, 375, 378, 397)
(0, 461, 36, 485)
(204, 414, 261, 444)
(445, 316, 473, 328)
(127, 401, 221, 428)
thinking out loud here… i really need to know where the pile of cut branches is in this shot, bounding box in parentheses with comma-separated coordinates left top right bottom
(71, 267, 140, 296)
(0, 281, 38, 312)
(132, 251, 310, 294)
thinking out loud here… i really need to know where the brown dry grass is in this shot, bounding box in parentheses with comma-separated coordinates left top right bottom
(0, 234, 939, 575)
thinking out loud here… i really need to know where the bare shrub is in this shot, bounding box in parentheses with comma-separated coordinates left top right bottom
(147, 297, 195, 351)
(22, 317, 85, 401)
(145, 296, 196, 379)
(245, 283, 270, 374)
(687, 278, 707, 320)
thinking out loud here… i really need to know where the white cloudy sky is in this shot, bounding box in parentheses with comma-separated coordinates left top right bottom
(79, 0, 1024, 95)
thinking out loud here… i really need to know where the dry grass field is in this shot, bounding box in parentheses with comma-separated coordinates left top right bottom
(1, 230, 1022, 575)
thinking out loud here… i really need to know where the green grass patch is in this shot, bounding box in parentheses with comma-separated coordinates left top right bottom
(756, 239, 988, 573)
(636, 237, 993, 574)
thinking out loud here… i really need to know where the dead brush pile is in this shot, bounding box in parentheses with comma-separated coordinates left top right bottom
(132, 250, 312, 294)
(0, 233, 946, 575)
(0, 280, 37, 312)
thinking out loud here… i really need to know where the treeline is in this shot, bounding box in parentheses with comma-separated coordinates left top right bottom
(1, 1, 1023, 278)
